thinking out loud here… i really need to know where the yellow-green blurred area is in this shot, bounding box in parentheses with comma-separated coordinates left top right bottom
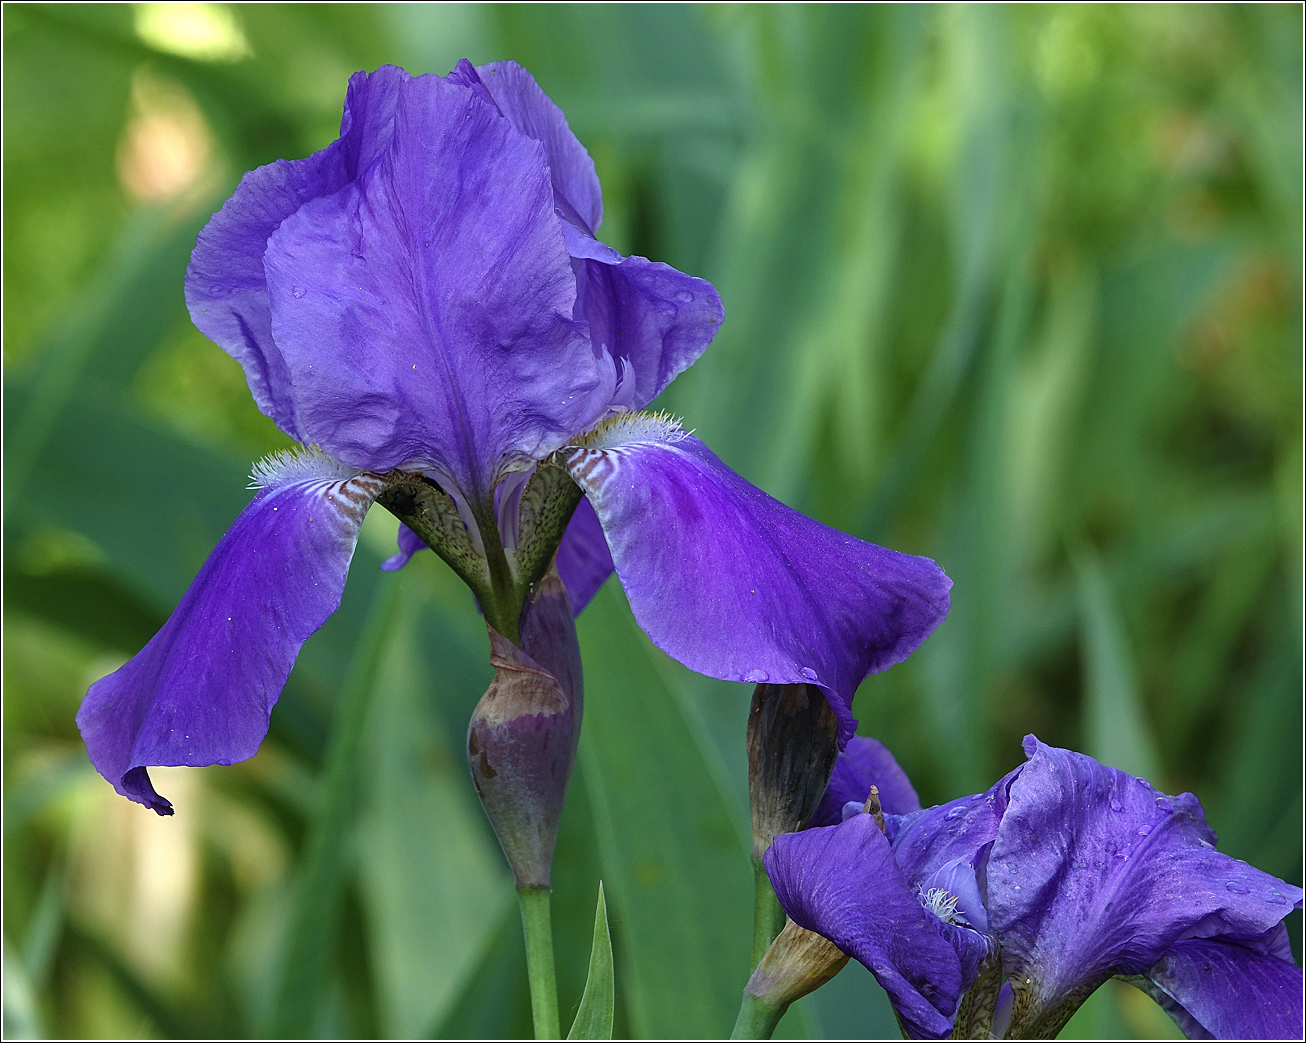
(2, 3, 1300, 1039)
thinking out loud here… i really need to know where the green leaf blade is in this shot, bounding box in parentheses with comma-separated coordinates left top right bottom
(567, 882, 614, 1040)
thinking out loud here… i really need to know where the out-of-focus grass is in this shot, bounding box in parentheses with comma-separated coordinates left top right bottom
(3, 4, 1300, 1039)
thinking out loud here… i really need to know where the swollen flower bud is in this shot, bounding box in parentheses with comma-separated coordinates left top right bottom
(467, 564, 581, 890)
(746, 683, 840, 860)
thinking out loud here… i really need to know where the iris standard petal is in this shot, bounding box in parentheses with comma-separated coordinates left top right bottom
(986, 736, 1303, 1024)
(1143, 933, 1305, 1040)
(562, 430, 951, 743)
(263, 74, 600, 496)
(766, 816, 986, 1039)
(887, 768, 1019, 886)
(564, 227, 725, 409)
(185, 66, 409, 439)
(75, 462, 385, 815)
(554, 497, 615, 614)
(450, 60, 604, 235)
(809, 735, 922, 827)
(452, 58, 724, 409)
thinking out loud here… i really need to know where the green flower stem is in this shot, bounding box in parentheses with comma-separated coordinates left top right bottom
(751, 858, 786, 968)
(518, 886, 561, 1039)
(731, 991, 784, 1040)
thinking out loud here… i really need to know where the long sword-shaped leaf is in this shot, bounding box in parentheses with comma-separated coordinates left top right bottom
(567, 883, 614, 1040)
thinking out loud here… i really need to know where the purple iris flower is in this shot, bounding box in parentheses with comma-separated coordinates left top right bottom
(765, 735, 1304, 1040)
(75, 61, 952, 815)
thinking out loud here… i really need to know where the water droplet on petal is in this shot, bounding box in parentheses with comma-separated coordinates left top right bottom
(675, 290, 694, 304)
(1109, 798, 1124, 812)
(1270, 891, 1288, 905)
(1226, 881, 1251, 895)
(1012, 885, 1022, 892)
(1155, 797, 1173, 813)
(946, 806, 969, 820)
(1136, 824, 1153, 837)
(291, 287, 306, 299)
(800, 667, 818, 681)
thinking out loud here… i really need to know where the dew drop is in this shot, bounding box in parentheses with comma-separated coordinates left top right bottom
(1270, 891, 1288, 905)
(291, 287, 306, 299)
(675, 290, 694, 304)
(945, 806, 969, 821)
(1012, 885, 1022, 892)
(1136, 824, 1153, 837)
(1225, 881, 1251, 895)
(800, 666, 818, 681)
(1155, 797, 1173, 813)
(1109, 798, 1124, 813)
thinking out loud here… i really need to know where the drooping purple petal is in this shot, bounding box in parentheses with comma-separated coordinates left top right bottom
(380, 522, 427, 572)
(766, 815, 989, 1039)
(986, 736, 1304, 1024)
(809, 735, 922, 827)
(562, 428, 951, 743)
(186, 66, 409, 439)
(76, 461, 385, 814)
(565, 227, 725, 409)
(449, 60, 603, 235)
(554, 496, 615, 614)
(262, 74, 600, 495)
(1143, 931, 1304, 1041)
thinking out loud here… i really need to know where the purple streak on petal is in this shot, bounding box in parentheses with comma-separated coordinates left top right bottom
(1145, 933, 1304, 1041)
(564, 226, 725, 409)
(810, 735, 922, 827)
(75, 471, 385, 814)
(555, 497, 614, 615)
(765, 816, 985, 1039)
(263, 75, 599, 495)
(380, 522, 427, 572)
(450, 60, 603, 235)
(986, 736, 1305, 1012)
(185, 66, 409, 439)
(564, 434, 951, 745)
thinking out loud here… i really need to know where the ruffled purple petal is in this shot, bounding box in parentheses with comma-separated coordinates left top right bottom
(75, 468, 385, 814)
(449, 60, 603, 235)
(262, 74, 600, 495)
(185, 66, 409, 439)
(766, 815, 988, 1039)
(380, 522, 427, 572)
(986, 736, 1304, 1018)
(554, 497, 614, 614)
(1144, 932, 1304, 1041)
(564, 227, 724, 409)
(563, 432, 951, 744)
(809, 735, 922, 827)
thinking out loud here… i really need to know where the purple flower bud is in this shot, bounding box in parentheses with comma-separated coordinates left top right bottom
(467, 565, 581, 890)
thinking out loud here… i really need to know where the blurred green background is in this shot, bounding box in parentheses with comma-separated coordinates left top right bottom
(3, 3, 1301, 1039)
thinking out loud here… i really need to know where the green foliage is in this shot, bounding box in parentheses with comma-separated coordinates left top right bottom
(3, 3, 1300, 1038)
(566, 883, 613, 1040)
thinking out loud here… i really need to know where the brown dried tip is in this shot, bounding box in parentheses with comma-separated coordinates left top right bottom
(745, 918, 850, 1010)
(862, 784, 885, 832)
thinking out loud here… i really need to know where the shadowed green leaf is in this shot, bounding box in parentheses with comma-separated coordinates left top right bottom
(576, 582, 753, 1039)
